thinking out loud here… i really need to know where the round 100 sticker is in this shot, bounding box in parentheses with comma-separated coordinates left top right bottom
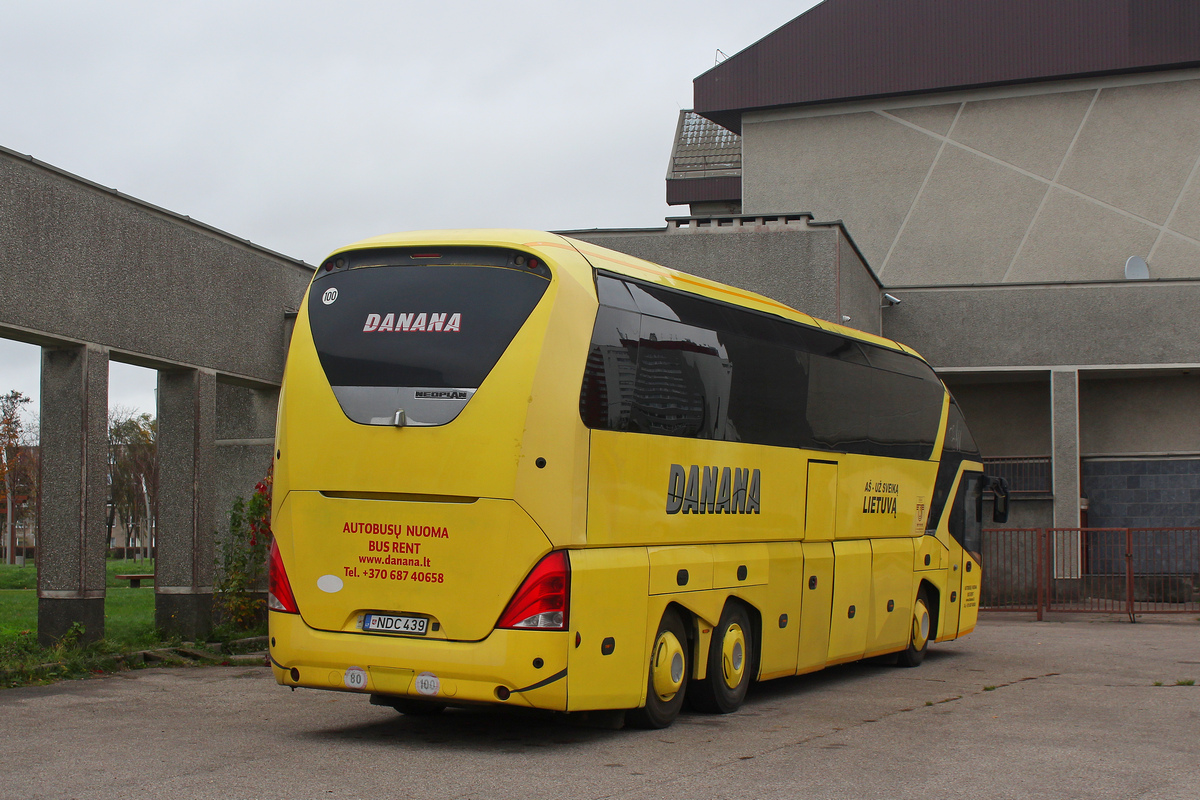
(415, 671, 440, 696)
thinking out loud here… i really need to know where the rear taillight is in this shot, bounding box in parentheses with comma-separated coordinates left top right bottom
(496, 551, 570, 630)
(268, 540, 299, 614)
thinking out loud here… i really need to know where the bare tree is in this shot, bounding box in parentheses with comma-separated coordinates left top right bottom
(108, 406, 157, 561)
(0, 391, 30, 564)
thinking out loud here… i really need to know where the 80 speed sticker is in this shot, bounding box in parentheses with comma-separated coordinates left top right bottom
(344, 666, 367, 690)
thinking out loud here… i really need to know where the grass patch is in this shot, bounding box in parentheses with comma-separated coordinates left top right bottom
(983, 685, 996, 691)
(0, 558, 157, 591)
(0, 562, 37, 590)
(0, 557, 267, 688)
(1177, 679, 1195, 686)
(1, 587, 161, 649)
(0, 577, 173, 687)
(1154, 680, 1164, 686)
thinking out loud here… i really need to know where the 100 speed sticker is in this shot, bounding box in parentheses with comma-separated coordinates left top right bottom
(415, 672, 440, 696)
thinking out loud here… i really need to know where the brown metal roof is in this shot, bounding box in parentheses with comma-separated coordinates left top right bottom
(666, 175, 741, 206)
(695, 0, 1200, 132)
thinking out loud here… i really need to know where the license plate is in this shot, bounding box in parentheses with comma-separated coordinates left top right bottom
(362, 613, 428, 636)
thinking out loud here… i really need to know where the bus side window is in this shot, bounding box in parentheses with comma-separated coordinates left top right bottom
(948, 473, 984, 555)
(629, 316, 727, 439)
(579, 305, 641, 430)
(723, 333, 811, 448)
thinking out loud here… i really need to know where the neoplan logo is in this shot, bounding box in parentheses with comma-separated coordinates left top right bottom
(666, 464, 760, 515)
(415, 390, 468, 400)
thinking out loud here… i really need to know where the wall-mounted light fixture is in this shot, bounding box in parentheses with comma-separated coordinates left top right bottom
(1125, 256, 1149, 280)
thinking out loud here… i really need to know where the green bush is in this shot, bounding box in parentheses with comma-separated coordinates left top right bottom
(213, 470, 272, 636)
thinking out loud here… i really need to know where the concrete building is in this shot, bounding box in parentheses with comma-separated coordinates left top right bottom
(0, 145, 311, 643)
(576, 0, 1200, 542)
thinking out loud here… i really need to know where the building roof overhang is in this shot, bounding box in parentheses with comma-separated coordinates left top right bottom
(694, 0, 1200, 133)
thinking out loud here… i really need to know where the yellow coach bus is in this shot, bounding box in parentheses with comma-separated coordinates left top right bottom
(268, 229, 1008, 728)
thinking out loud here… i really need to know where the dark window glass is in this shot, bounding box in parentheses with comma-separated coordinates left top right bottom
(579, 274, 946, 461)
(309, 264, 548, 388)
(927, 402, 982, 531)
(948, 472, 984, 553)
(943, 398, 981, 459)
(595, 275, 640, 312)
(579, 305, 640, 430)
(629, 317, 728, 439)
(308, 251, 550, 426)
(723, 334, 813, 448)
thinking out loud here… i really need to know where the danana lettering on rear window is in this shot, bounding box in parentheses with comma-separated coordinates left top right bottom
(362, 312, 462, 333)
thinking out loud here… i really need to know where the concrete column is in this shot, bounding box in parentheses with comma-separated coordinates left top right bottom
(1051, 368, 1082, 579)
(37, 344, 109, 645)
(214, 383, 278, 548)
(155, 368, 216, 640)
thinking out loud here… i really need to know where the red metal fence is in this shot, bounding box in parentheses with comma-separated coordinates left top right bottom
(981, 527, 1200, 621)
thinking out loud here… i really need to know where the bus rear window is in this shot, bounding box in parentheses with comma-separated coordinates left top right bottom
(307, 248, 550, 426)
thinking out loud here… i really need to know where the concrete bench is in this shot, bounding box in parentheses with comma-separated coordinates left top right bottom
(115, 574, 154, 588)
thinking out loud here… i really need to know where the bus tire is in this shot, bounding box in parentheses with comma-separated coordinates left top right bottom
(626, 609, 689, 729)
(896, 588, 932, 668)
(688, 603, 752, 714)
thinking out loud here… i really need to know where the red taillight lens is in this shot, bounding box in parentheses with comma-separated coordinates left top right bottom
(268, 540, 299, 614)
(496, 551, 570, 630)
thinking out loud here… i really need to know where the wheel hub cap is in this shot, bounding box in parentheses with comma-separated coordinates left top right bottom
(913, 601, 930, 648)
(651, 630, 686, 700)
(721, 623, 746, 689)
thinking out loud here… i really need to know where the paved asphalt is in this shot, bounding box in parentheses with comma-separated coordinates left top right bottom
(0, 613, 1196, 800)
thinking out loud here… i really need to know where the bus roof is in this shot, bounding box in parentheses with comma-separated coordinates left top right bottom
(330, 228, 921, 359)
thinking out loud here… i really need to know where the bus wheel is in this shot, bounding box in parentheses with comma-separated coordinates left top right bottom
(626, 609, 689, 729)
(896, 588, 931, 668)
(688, 603, 752, 713)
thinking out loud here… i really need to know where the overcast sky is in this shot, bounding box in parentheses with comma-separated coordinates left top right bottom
(0, 0, 818, 423)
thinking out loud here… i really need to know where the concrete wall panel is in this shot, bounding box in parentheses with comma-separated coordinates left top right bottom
(943, 379, 1051, 458)
(1164, 174, 1200, 242)
(571, 229, 844, 327)
(1148, 233, 1200, 279)
(742, 112, 939, 266)
(215, 383, 278, 442)
(884, 282, 1200, 369)
(888, 103, 959, 136)
(0, 151, 312, 383)
(1080, 375, 1200, 456)
(1008, 189, 1160, 282)
(952, 90, 1094, 180)
(836, 236, 882, 335)
(884, 146, 1045, 284)
(1057, 79, 1200, 224)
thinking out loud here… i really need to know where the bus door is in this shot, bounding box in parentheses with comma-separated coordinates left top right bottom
(943, 471, 985, 639)
(797, 460, 836, 673)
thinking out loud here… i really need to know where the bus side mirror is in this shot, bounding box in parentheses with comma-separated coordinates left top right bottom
(987, 476, 1010, 523)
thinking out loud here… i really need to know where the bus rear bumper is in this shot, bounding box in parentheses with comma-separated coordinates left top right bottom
(268, 611, 569, 710)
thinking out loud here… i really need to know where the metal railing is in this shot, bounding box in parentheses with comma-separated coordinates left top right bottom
(981, 527, 1200, 621)
(982, 456, 1052, 496)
